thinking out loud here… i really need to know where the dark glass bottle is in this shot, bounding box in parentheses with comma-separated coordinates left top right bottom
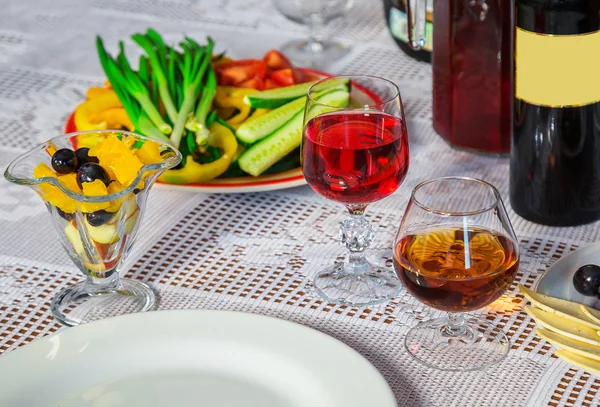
(510, 0, 600, 226)
(431, 0, 513, 154)
(383, 0, 432, 63)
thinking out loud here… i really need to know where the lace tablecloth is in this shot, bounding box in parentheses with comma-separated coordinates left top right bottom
(1, 1, 599, 406)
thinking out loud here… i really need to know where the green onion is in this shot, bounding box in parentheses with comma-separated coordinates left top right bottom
(132, 33, 178, 124)
(170, 37, 213, 149)
(96, 31, 222, 158)
(96, 36, 170, 143)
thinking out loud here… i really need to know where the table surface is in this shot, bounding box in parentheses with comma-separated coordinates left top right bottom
(1, 1, 599, 406)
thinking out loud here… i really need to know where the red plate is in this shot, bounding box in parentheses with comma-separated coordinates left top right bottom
(65, 69, 382, 194)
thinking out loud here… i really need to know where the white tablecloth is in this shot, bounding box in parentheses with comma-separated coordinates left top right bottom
(1, 1, 599, 406)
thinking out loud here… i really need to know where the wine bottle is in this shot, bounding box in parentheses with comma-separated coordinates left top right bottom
(383, 0, 433, 63)
(510, 0, 600, 226)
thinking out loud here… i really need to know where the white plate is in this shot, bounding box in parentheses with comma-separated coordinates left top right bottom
(535, 241, 600, 310)
(0, 310, 396, 407)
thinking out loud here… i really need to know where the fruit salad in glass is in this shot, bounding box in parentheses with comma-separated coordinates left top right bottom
(5, 130, 181, 326)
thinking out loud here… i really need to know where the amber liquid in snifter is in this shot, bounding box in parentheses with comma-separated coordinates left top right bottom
(393, 226, 519, 312)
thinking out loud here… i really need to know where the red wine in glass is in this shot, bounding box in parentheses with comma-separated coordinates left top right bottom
(301, 75, 408, 307)
(302, 111, 409, 204)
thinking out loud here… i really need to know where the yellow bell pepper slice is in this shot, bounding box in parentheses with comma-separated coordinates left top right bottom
(89, 108, 134, 131)
(159, 122, 237, 184)
(215, 86, 259, 126)
(86, 87, 114, 100)
(74, 90, 133, 132)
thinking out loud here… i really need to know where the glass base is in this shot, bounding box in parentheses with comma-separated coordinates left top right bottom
(312, 262, 401, 307)
(280, 39, 350, 69)
(404, 317, 509, 372)
(50, 278, 156, 327)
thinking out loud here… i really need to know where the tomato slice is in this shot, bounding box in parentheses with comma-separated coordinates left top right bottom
(214, 59, 267, 86)
(263, 49, 293, 71)
(237, 77, 265, 90)
(269, 69, 295, 86)
(291, 68, 320, 84)
(264, 78, 281, 89)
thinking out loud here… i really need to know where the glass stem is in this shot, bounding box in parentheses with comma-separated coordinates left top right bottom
(444, 313, 467, 336)
(306, 13, 325, 52)
(84, 270, 120, 294)
(340, 205, 374, 275)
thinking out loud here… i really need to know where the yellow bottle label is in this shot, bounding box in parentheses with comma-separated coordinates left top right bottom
(515, 27, 600, 107)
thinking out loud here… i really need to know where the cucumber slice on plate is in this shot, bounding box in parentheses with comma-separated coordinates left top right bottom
(238, 89, 350, 177)
(236, 96, 306, 144)
(237, 82, 351, 145)
(244, 77, 350, 109)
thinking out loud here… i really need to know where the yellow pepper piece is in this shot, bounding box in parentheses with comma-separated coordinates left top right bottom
(58, 173, 81, 193)
(86, 87, 113, 100)
(215, 86, 258, 108)
(106, 181, 127, 213)
(34, 163, 56, 179)
(226, 103, 252, 126)
(80, 180, 110, 213)
(136, 140, 162, 164)
(89, 134, 143, 186)
(74, 90, 133, 132)
(159, 122, 237, 184)
(33, 164, 79, 213)
(82, 179, 108, 196)
(107, 181, 125, 194)
(120, 135, 137, 149)
(214, 86, 260, 128)
(111, 154, 143, 186)
(45, 143, 58, 157)
(89, 108, 134, 131)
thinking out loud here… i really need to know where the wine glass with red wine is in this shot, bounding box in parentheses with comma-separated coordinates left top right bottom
(394, 177, 520, 371)
(301, 75, 410, 306)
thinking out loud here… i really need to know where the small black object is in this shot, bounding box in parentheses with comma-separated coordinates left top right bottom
(86, 210, 113, 227)
(56, 207, 74, 221)
(133, 188, 141, 195)
(573, 265, 600, 297)
(76, 163, 110, 189)
(51, 148, 78, 174)
(75, 148, 99, 169)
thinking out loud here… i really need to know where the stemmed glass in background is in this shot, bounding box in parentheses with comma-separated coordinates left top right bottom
(302, 75, 410, 307)
(272, 0, 353, 68)
(394, 177, 519, 371)
(4, 130, 181, 326)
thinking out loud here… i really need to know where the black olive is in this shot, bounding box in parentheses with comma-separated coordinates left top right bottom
(86, 210, 114, 227)
(75, 148, 99, 169)
(77, 163, 110, 189)
(51, 148, 78, 174)
(573, 264, 600, 296)
(56, 207, 74, 221)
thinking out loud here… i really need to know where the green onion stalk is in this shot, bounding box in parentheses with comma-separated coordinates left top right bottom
(169, 37, 214, 149)
(96, 31, 219, 153)
(187, 65, 217, 149)
(95, 37, 171, 143)
(131, 33, 179, 125)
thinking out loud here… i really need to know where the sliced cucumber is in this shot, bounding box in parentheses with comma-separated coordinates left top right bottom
(236, 96, 306, 144)
(305, 89, 352, 122)
(237, 85, 351, 145)
(238, 89, 350, 177)
(244, 77, 350, 109)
